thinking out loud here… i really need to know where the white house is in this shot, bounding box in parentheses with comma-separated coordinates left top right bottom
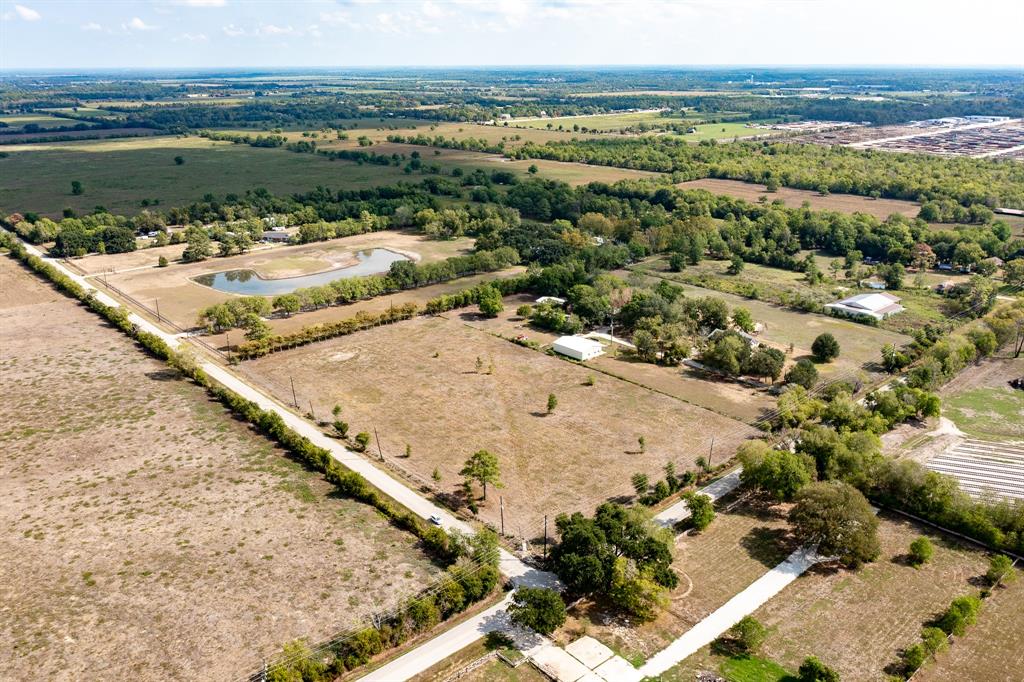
(552, 336, 605, 361)
(824, 292, 904, 321)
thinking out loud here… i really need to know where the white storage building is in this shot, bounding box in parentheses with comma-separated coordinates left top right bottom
(552, 336, 605, 361)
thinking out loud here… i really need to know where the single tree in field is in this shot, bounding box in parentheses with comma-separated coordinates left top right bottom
(986, 554, 1016, 587)
(631, 472, 649, 496)
(508, 587, 566, 635)
(785, 358, 819, 389)
(729, 616, 766, 653)
(174, 155, 185, 165)
(71, 180, 83, 195)
(477, 284, 504, 318)
(638, 435, 646, 453)
(908, 537, 934, 567)
(811, 333, 840, 362)
(546, 393, 558, 414)
(798, 656, 839, 682)
(789, 481, 879, 568)
(460, 449, 502, 501)
(431, 467, 441, 482)
(684, 492, 715, 532)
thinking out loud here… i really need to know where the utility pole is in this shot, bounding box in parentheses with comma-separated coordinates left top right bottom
(543, 515, 548, 560)
(499, 496, 505, 537)
(373, 427, 384, 462)
(290, 376, 298, 408)
(155, 299, 162, 323)
(225, 332, 231, 362)
(708, 436, 715, 470)
(309, 401, 316, 421)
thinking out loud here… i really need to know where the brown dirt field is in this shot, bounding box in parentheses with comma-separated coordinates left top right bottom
(98, 231, 475, 330)
(916, 577, 1024, 682)
(564, 499, 796, 665)
(466, 293, 776, 424)
(239, 314, 756, 535)
(677, 178, 922, 220)
(0, 256, 439, 681)
(72, 243, 188, 275)
(748, 515, 988, 681)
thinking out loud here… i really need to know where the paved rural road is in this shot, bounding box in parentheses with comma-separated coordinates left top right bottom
(654, 468, 743, 527)
(639, 545, 820, 678)
(360, 593, 516, 682)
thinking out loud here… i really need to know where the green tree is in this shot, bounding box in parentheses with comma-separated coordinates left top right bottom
(70, 180, 83, 195)
(157, 255, 169, 268)
(726, 255, 745, 275)
(729, 615, 767, 653)
(908, 537, 934, 567)
(732, 307, 754, 332)
(937, 595, 981, 636)
(174, 155, 185, 165)
(631, 472, 649, 495)
(986, 554, 1016, 587)
(798, 656, 839, 682)
(811, 333, 840, 362)
(789, 481, 880, 567)
(920, 626, 948, 656)
(181, 226, 213, 263)
(477, 284, 504, 317)
(459, 449, 502, 500)
(684, 492, 715, 532)
(738, 440, 813, 502)
(508, 587, 566, 635)
(272, 293, 302, 316)
(528, 164, 539, 174)
(241, 312, 271, 341)
(547, 393, 558, 414)
(785, 359, 819, 389)
(901, 642, 927, 673)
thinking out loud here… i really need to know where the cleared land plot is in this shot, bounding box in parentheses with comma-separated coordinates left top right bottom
(941, 356, 1024, 439)
(666, 122, 782, 142)
(624, 265, 913, 381)
(468, 293, 777, 423)
(512, 111, 688, 132)
(0, 256, 439, 681)
(676, 178, 922, 220)
(239, 314, 755, 533)
(0, 136, 417, 217)
(0, 113, 92, 130)
(658, 515, 990, 681)
(564, 499, 796, 666)
(98, 230, 475, 330)
(916, 578, 1024, 682)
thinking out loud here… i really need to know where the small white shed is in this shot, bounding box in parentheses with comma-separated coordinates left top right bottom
(553, 336, 604, 361)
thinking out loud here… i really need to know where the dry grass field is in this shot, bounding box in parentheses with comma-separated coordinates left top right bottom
(659, 515, 991, 681)
(677, 178, 922, 220)
(916, 578, 1024, 682)
(239, 313, 756, 533)
(467, 293, 777, 423)
(563, 499, 797, 666)
(0, 256, 439, 681)
(96, 230, 475, 330)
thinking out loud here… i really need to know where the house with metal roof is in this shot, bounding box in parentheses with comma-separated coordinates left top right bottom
(824, 292, 904, 321)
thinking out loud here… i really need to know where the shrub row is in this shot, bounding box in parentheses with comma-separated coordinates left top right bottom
(423, 274, 532, 314)
(234, 303, 419, 359)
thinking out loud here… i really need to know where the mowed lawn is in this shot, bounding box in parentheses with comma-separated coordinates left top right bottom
(239, 314, 756, 534)
(0, 255, 440, 681)
(657, 515, 990, 682)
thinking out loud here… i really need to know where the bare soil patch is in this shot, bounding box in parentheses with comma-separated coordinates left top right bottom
(0, 256, 439, 681)
(677, 178, 922, 220)
(239, 314, 756, 535)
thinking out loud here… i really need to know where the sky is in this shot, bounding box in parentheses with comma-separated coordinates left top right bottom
(1, 0, 1022, 70)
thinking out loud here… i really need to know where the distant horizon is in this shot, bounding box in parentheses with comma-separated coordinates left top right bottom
(1, 0, 1021, 70)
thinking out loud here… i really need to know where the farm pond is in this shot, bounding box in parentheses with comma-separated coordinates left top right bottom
(192, 248, 408, 295)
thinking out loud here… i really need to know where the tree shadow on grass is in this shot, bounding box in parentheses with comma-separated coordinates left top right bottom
(739, 526, 793, 568)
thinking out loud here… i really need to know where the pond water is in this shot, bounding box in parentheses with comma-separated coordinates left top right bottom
(192, 248, 409, 296)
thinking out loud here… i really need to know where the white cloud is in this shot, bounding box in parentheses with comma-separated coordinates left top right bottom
(14, 4, 41, 21)
(320, 9, 353, 25)
(222, 23, 246, 36)
(178, 32, 208, 41)
(173, 0, 227, 6)
(124, 17, 157, 31)
(81, 21, 102, 31)
(260, 24, 297, 35)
